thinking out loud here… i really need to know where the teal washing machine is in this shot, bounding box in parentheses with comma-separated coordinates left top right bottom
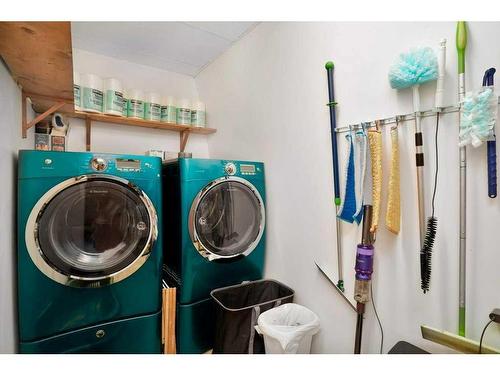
(163, 158, 266, 353)
(17, 150, 163, 353)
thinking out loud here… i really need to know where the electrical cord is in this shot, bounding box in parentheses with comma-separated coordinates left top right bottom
(479, 319, 494, 354)
(370, 281, 384, 354)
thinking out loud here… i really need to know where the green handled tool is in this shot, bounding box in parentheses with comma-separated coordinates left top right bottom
(325, 61, 344, 292)
(456, 20, 467, 337)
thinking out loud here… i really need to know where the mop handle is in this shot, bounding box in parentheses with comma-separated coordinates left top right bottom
(456, 20, 467, 338)
(483, 68, 497, 198)
(413, 84, 426, 248)
(325, 61, 341, 205)
(457, 22, 467, 75)
(435, 39, 447, 109)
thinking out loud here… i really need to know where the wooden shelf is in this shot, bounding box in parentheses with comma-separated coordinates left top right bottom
(75, 111, 216, 135)
(22, 92, 217, 151)
(71, 110, 216, 151)
(0, 21, 216, 152)
(0, 22, 74, 103)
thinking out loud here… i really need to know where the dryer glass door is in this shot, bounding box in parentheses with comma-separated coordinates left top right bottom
(28, 176, 157, 287)
(192, 179, 265, 260)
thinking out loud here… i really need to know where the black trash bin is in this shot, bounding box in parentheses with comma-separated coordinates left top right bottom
(210, 279, 294, 354)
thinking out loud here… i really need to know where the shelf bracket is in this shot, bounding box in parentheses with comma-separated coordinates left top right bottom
(85, 116, 92, 151)
(22, 91, 65, 138)
(21, 91, 27, 138)
(180, 130, 190, 152)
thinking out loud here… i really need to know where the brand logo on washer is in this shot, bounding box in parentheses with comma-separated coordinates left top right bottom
(89, 189, 109, 194)
(136, 221, 147, 230)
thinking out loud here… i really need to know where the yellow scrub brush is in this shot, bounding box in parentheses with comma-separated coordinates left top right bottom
(385, 124, 401, 234)
(368, 126, 382, 233)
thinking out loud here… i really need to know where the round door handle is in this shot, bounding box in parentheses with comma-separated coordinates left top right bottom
(224, 163, 236, 175)
(91, 157, 108, 172)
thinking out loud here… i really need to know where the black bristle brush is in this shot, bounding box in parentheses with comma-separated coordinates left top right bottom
(420, 112, 439, 294)
(420, 39, 445, 293)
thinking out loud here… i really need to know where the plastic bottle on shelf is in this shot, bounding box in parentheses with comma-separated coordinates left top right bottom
(122, 91, 128, 116)
(144, 92, 162, 121)
(80, 73, 103, 113)
(161, 96, 177, 124)
(191, 101, 206, 127)
(103, 78, 124, 116)
(126, 89, 145, 119)
(176, 98, 191, 125)
(73, 71, 81, 111)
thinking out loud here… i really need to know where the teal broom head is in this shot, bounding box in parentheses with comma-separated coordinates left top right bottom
(389, 47, 439, 89)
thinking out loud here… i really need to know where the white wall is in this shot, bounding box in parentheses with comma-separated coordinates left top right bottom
(0, 61, 32, 353)
(70, 49, 210, 157)
(196, 22, 500, 353)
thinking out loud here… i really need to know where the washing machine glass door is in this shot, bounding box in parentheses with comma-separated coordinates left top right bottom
(189, 177, 265, 261)
(26, 175, 157, 287)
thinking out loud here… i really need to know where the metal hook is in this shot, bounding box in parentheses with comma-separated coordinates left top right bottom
(375, 120, 382, 132)
(345, 124, 354, 140)
(360, 122, 367, 136)
(391, 116, 400, 131)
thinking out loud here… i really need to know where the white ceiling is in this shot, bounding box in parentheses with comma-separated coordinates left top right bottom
(71, 22, 258, 77)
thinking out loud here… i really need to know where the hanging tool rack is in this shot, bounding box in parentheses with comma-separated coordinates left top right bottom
(333, 98, 500, 133)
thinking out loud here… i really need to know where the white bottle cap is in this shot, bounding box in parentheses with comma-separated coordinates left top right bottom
(193, 101, 206, 111)
(145, 92, 161, 104)
(73, 71, 80, 85)
(177, 98, 191, 109)
(161, 96, 176, 106)
(103, 78, 123, 93)
(80, 73, 103, 91)
(125, 89, 144, 102)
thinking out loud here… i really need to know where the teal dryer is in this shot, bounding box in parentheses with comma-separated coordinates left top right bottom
(163, 158, 266, 353)
(17, 150, 163, 353)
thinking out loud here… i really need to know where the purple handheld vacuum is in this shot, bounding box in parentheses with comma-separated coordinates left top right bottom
(354, 205, 375, 354)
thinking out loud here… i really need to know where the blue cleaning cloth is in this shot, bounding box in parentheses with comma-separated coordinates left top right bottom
(338, 134, 357, 223)
(389, 47, 438, 89)
(353, 129, 367, 224)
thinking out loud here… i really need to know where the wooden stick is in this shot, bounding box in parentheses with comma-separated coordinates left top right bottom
(26, 101, 65, 130)
(421, 325, 500, 354)
(85, 116, 92, 151)
(164, 288, 170, 354)
(21, 91, 27, 138)
(23, 92, 74, 105)
(162, 288, 168, 352)
(167, 288, 177, 354)
(180, 130, 190, 152)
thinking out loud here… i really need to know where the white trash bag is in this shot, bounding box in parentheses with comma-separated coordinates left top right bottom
(256, 303, 320, 354)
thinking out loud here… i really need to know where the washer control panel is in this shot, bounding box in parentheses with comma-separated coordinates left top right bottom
(90, 157, 108, 172)
(240, 164, 257, 176)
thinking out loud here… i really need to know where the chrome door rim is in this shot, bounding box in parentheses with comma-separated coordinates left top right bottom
(188, 176, 265, 261)
(25, 174, 158, 288)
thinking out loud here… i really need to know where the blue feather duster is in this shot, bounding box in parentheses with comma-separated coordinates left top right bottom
(389, 47, 439, 89)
